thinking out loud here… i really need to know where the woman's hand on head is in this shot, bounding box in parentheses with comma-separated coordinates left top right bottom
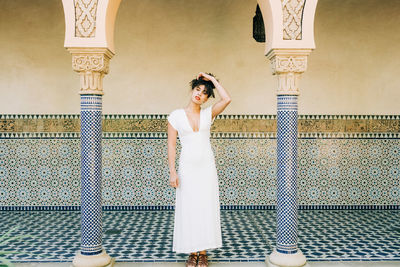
(197, 72, 214, 81)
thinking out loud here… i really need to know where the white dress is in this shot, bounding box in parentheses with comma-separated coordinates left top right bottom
(168, 105, 223, 253)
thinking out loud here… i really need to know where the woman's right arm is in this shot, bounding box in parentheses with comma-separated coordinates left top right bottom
(167, 122, 179, 188)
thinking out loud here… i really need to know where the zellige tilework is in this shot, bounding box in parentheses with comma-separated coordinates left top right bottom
(0, 210, 399, 262)
(0, 138, 399, 206)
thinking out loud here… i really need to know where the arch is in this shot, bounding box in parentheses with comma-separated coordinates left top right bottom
(257, 0, 318, 54)
(62, 0, 122, 53)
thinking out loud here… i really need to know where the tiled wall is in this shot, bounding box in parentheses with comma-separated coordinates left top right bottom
(0, 114, 399, 208)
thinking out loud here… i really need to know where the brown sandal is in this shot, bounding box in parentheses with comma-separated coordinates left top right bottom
(197, 253, 208, 267)
(186, 253, 198, 267)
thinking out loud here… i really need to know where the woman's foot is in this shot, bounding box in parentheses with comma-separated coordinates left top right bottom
(186, 252, 198, 267)
(197, 252, 208, 267)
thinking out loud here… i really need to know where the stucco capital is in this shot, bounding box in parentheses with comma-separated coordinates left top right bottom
(67, 48, 114, 95)
(266, 49, 311, 95)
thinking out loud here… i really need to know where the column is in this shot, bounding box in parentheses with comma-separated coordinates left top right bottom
(266, 49, 310, 267)
(69, 48, 114, 267)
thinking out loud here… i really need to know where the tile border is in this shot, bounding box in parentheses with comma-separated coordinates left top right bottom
(1, 132, 400, 139)
(0, 205, 399, 211)
(1, 114, 400, 120)
(1, 113, 399, 138)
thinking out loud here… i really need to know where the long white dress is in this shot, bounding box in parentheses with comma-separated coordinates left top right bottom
(168, 105, 223, 253)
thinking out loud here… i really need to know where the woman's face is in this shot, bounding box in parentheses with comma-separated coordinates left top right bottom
(191, 84, 209, 105)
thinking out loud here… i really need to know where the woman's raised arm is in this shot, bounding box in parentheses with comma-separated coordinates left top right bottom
(197, 72, 232, 120)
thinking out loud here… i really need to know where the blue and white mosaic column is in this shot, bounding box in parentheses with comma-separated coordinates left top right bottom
(69, 49, 114, 267)
(62, 0, 120, 265)
(80, 95, 103, 255)
(266, 50, 309, 267)
(276, 95, 299, 254)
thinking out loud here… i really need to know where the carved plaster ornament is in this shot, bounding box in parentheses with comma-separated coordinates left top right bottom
(267, 50, 310, 95)
(74, 0, 98, 38)
(281, 0, 306, 40)
(69, 49, 113, 95)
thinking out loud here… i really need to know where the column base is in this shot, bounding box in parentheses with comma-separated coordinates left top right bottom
(72, 249, 114, 267)
(265, 248, 308, 267)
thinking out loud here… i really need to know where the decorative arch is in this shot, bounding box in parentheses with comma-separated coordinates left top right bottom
(256, 0, 318, 54)
(62, 0, 121, 53)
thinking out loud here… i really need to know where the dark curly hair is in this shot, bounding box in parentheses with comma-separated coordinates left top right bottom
(189, 73, 218, 98)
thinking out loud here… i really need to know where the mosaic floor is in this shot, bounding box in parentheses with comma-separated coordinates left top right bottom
(0, 210, 399, 263)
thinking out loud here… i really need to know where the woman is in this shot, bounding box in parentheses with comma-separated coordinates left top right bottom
(167, 72, 231, 267)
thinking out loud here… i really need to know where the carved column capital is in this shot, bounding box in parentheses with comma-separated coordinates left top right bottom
(266, 49, 312, 95)
(67, 48, 114, 95)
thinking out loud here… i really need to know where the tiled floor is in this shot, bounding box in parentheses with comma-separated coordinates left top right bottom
(11, 261, 400, 267)
(0, 210, 399, 263)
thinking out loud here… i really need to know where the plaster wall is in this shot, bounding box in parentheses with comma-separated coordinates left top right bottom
(0, 0, 399, 115)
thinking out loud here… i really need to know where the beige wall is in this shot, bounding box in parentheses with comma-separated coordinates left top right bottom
(0, 0, 399, 115)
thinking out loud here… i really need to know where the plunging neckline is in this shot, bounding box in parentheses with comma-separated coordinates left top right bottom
(182, 108, 202, 133)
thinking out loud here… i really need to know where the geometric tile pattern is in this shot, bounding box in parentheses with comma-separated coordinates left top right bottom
(0, 138, 400, 206)
(80, 95, 104, 255)
(298, 138, 400, 206)
(0, 210, 399, 262)
(276, 95, 299, 254)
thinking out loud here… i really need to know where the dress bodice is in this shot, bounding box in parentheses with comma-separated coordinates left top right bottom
(168, 105, 215, 161)
(168, 105, 215, 140)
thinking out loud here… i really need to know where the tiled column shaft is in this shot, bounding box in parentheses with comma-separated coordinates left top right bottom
(266, 49, 310, 267)
(276, 94, 298, 254)
(80, 95, 103, 255)
(68, 48, 114, 267)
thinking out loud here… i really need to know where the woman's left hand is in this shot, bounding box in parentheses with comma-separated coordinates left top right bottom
(197, 72, 214, 81)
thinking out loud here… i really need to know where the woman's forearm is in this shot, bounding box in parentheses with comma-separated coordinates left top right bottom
(167, 142, 177, 174)
(211, 77, 231, 103)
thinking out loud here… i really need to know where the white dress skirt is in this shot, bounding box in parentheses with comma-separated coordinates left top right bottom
(167, 105, 223, 253)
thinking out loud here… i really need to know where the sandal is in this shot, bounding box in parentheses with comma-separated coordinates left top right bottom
(197, 253, 208, 267)
(186, 253, 198, 267)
